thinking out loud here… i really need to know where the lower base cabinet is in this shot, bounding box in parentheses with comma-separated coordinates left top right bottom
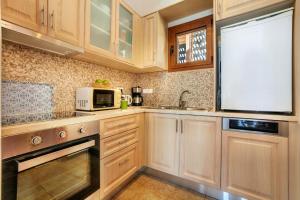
(180, 116, 221, 188)
(100, 144, 139, 199)
(146, 113, 222, 188)
(147, 114, 180, 176)
(221, 131, 288, 200)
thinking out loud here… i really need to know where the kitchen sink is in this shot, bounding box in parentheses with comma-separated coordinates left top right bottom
(145, 106, 209, 111)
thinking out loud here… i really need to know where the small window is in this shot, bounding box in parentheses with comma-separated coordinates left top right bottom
(168, 16, 213, 72)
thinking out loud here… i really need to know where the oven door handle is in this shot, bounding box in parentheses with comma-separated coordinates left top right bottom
(17, 140, 95, 172)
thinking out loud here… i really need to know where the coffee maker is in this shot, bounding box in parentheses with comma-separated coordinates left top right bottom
(131, 86, 143, 106)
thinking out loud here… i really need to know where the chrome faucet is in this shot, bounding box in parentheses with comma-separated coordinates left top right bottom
(179, 90, 191, 109)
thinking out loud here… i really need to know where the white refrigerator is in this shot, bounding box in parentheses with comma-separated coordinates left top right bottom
(220, 9, 293, 113)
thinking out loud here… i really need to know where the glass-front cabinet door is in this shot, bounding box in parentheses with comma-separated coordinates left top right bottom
(117, 1, 133, 61)
(87, 0, 115, 53)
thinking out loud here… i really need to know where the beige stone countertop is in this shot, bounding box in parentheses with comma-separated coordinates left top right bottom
(1, 107, 297, 137)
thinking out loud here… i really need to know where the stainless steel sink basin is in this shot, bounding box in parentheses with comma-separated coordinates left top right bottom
(184, 107, 209, 111)
(145, 106, 209, 111)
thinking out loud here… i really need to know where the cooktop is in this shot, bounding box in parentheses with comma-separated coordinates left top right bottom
(2, 111, 95, 126)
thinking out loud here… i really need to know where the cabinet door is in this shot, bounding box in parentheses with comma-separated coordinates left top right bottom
(86, 0, 116, 54)
(216, 0, 288, 20)
(143, 14, 156, 67)
(48, 0, 84, 46)
(147, 113, 179, 176)
(180, 116, 221, 188)
(222, 131, 288, 200)
(116, 1, 134, 61)
(100, 144, 138, 199)
(142, 12, 167, 69)
(2, 0, 47, 33)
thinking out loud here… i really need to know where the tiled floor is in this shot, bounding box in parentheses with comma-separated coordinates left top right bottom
(112, 174, 215, 200)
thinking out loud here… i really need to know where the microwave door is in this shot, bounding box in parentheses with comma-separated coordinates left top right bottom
(93, 90, 114, 108)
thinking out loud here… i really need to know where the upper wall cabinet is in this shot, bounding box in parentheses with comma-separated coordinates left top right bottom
(1, 0, 84, 47)
(142, 12, 168, 70)
(81, 0, 143, 71)
(2, 0, 47, 33)
(116, 2, 133, 61)
(85, 0, 116, 56)
(48, 0, 84, 46)
(216, 0, 290, 20)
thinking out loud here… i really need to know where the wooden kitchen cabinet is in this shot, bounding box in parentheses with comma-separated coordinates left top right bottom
(142, 12, 168, 70)
(1, 0, 84, 47)
(48, 0, 84, 47)
(215, 0, 290, 20)
(100, 143, 139, 198)
(147, 113, 180, 176)
(116, 0, 134, 62)
(100, 128, 139, 158)
(85, 0, 116, 56)
(180, 116, 221, 188)
(221, 131, 288, 200)
(80, 0, 143, 72)
(1, 0, 47, 33)
(99, 114, 140, 139)
(99, 114, 144, 200)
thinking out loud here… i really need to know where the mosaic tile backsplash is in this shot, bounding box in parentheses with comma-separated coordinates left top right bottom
(2, 41, 137, 113)
(2, 41, 214, 115)
(136, 69, 214, 110)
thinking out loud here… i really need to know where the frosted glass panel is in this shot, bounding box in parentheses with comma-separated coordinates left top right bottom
(90, 0, 112, 50)
(118, 4, 133, 59)
(176, 28, 207, 64)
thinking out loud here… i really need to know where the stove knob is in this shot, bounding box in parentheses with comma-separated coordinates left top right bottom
(58, 131, 67, 138)
(31, 136, 42, 145)
(79, 127, 86, 134)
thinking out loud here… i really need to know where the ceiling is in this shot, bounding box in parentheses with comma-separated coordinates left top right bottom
(123, 0, 184, 17)
(159, 0, 213, 22)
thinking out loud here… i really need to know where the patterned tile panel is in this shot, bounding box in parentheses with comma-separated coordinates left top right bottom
(2, 81, 53, 116)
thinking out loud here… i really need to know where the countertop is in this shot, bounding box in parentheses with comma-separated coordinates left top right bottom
(2, 107, 297, 137)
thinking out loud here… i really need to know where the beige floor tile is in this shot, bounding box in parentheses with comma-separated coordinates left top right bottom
(112, 175, 212, 200)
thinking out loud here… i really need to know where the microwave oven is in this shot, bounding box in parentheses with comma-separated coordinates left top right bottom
(76, 87, 121, 111)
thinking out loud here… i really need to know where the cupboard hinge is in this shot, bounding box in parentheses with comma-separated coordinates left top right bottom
(211, 56, 213, 62)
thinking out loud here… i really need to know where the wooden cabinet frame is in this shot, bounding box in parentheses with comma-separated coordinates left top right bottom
(168, 15, 214, 72)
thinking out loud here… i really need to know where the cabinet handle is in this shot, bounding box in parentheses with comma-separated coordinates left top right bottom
(50, 11, 54, 29)
(176, 119, 178, 133)
(118, 139, 128, 145)
(181, 120, 183, 134)
(40, 6, 45, 26)
(119, 159, 129, 166)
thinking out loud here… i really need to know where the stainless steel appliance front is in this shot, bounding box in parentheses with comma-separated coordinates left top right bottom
(2, 121, 100, 200)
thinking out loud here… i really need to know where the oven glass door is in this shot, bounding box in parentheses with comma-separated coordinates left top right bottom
(18, 149, 91, 199)
(93, 89, 114, 108)
(2, 136, 100, 200)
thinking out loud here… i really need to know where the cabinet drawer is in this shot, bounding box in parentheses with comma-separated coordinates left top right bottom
(100, 128, 139, 159)
(100, 143, 138, 198)
(100, 114, 139, 138)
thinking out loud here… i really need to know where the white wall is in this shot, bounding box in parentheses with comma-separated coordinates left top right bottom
(168, 9, 213, 27)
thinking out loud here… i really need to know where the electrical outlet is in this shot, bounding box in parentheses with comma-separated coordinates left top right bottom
(143, 89, 153, 94)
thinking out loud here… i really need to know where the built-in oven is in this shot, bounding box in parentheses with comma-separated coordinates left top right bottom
(2, 121, 100, 200)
